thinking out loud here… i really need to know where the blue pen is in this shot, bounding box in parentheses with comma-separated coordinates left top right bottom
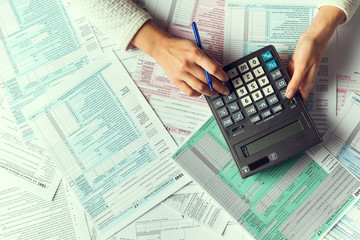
(191, 22, 213, 90)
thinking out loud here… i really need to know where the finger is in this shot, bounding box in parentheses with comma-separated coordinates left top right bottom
(176, 80, 201, 97)
(211, 77, 230, 95)
(286, 59, 295, 77)
(298, 66, 318, 103)
(182, 73, 215, 96)
(285, 62, 307, 99)
(186, 65, 229, 95)
(193, 49, 229, 82)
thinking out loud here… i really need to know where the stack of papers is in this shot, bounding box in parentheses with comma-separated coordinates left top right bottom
(0, 0, 360, 239)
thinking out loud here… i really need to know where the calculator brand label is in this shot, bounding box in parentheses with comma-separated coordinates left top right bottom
(268, 152, 278, 161)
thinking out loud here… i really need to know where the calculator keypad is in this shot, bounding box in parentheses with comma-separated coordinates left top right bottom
(210, 48, 289, 128)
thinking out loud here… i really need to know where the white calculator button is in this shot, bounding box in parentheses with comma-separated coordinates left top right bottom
(253, 66, 265, 77)
(227, 68, 238, 79)
(248, 57, 260, 68)
(236, 86, 248, 98)
(251, 90, 263, 102)
(262, 85, 274, 96)
(242, 72, 254, 83)
(258, 76, 269, 87)
(238, 62, 249, 73)
(247, 81, 259, 92)
(232, 77, 243, 88)
(241, 96, 252, 107)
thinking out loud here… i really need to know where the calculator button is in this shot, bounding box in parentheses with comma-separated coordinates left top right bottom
(236, 86, 248, 98)
(249, 57, 260, 68)
(258, 76, 270, 87)
(228, 102, 240, 113)
(261, 50, 273, 62)
(227, 68, 238, 79)
(270, 69, 282, 80)
(232, 77, 243, 88)
(247, 81, 259, 92)
(245, 105, 257, 116)
(242, 72, 254, 83)
(256, 100, 268, 111)
(280, 89, 287, 99)
(238, 62, 249, 74)
(213, 98, 224, 109)
(261, 110, 272, 119)
(262, 85, 274, 96)
(241, 96, 252, 107)
(253, 66, 265, 77)
(224, 92, 237, 103)
(210, 94, 219, 99)
(272, 104, 283, 113)
(222, 117, 234, 128)
(233, 112, 244, 123)
(275, 78, 287, 90)
(266, 60, 278, 71)
(251, 90, 263, 102)
(217, 107, 229, 118)
(250, 115, 261, 124)
(267, 94, 279, 105)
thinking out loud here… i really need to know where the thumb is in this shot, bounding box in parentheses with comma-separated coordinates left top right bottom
(286, 63, 306, 99)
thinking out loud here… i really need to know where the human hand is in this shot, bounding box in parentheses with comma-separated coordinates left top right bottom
(153, 37, 229, 97)
(131, 21, 229, 97)
(285, 32, 327, 103)
(285, 6, 345, 103)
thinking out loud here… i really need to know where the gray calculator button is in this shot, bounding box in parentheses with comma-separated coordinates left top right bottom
(250, 115, 261, 124)
(261, 110, 272, 118)
(224, 92, 237, 103)
(213, 98, 224, 109)
(272, 104, 283, 113)
(280, 89, 287, 99)
(267, 94, 279, 105)
(245, 105, 257, 116)
(222, 117, 234, 127)
(210, 94, 219, 99)
(218, 107, 229, 118)
(270, 69, 282, 80)
(228, 102, 240, 113)
(256, 100, 268, 111)
(233, 112, 244, 123)
(227, 68, 238, 79)
(275, 78, 287, 90)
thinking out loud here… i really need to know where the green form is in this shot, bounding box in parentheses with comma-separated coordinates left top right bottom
(173, 117, 360, 240)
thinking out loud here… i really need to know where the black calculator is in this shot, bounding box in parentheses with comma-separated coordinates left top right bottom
(206, 45, 322, 178)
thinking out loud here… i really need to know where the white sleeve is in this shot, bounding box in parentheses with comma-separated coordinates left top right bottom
(318, 0, 360, 24)
(70, 0, 152, 51)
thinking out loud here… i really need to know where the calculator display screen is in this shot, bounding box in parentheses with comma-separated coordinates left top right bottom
(242, 120, 304, 157)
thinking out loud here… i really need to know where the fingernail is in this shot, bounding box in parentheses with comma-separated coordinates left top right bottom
(286, 89, 293, 99)
(224, 89, 230, 95)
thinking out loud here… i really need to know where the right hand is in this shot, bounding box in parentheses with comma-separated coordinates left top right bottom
(131, 21, 229, 97)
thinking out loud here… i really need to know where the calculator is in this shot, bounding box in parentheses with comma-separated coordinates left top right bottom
(206, 45, 322, 178)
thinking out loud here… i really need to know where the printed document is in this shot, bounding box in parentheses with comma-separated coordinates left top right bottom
(0, 0, 102, 140)
(0, 181, 90, 239)
(173, 117, 360, 240)
(22, 53, 190, 238)
(0, 92, 61, 200)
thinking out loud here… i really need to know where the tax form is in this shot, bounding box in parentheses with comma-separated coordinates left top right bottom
(0, 92, 61, 200)
(321, 93, 360, 240)
(0, 181, 90, 239)
(0, 0, 102, 141)
(224, 0, 337, 135)
(172, 117, 360, 240)
(22, 53, 190, 239)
